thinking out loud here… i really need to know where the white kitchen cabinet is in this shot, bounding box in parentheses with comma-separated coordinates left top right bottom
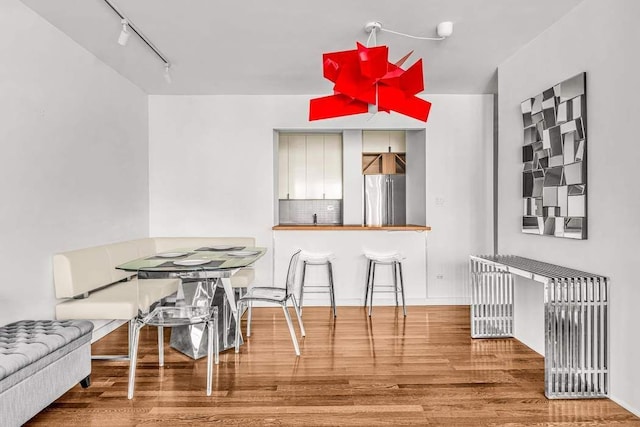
(362, 130, 406, 153)
(287, 134, 307, 199)
(278, 136, 289, 199)
(278, 133, 343, 199)
(323, 134, 343, 199)
(305, 134, 325, 199)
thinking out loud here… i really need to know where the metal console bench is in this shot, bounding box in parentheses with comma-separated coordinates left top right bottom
(469, 255, 609, 399)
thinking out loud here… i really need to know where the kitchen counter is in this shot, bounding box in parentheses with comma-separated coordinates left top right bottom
(272, 224, 431, 231)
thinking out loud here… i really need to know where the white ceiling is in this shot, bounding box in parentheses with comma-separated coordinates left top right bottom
(21, 0, 584, 95)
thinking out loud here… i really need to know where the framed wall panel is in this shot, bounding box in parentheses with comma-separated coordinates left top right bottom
(520, 73, 587, 239)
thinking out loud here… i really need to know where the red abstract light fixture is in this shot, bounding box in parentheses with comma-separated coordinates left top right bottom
(309, 20, 453, 123)
(309, 42, 432, 122)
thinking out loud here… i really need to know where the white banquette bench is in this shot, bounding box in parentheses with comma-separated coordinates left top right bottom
(53, 237, 256, 348)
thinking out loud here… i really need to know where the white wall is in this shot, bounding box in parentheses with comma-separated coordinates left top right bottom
(497, 0, 640, 414)
(425, 96, 494, 302)
(0, 0, 150, 325)
(406, 130, 427, 226)
(148, 94, 493, 301)
(342, 130, 364, 225)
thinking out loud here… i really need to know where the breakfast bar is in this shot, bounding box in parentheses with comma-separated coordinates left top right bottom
(273, 224, 431, 307)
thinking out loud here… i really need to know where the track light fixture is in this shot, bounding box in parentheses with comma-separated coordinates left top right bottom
(117, 19, 130, 46)
(164, 64, 172, 84)
(103, 0, 172, 83)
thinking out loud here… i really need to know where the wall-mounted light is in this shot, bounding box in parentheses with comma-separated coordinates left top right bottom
(103, 0, 172, 83)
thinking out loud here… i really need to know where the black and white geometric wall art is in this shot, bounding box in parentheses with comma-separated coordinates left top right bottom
(520, 73, 587, 239)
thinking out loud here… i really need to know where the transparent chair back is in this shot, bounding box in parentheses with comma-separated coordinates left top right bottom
(235, 250, 305, 356)
(285, 250, 302, 300)
(137, 267, 217, 326)
(128, 267, 219, 399)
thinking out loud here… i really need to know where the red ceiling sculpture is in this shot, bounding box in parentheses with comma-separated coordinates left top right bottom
(309, 42, 432, 122)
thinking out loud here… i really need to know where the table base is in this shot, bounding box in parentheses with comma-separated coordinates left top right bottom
(169, 281, 241, 359)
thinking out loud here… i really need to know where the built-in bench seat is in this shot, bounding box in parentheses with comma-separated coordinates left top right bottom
(53, 237, 256, 345)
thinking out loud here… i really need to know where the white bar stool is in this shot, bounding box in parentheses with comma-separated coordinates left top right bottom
(363, 250, 407, 316)
(300, 251, 337, 317)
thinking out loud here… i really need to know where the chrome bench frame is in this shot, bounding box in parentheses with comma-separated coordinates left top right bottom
(469, 254, 609, 399)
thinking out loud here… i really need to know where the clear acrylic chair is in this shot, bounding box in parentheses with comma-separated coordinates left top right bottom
(128, 273, 219, 399)
(235, 250, 305, 356)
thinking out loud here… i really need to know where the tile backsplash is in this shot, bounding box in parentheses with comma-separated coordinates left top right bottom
(279, 199, 342, 225)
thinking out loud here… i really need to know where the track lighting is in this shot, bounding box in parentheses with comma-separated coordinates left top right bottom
(164, 64, 172, 84)
(117, 19, 130, 46)
(103, 0, 172, 83)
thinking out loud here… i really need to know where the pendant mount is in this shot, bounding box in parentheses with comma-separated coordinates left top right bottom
(364, 22, 382, 34)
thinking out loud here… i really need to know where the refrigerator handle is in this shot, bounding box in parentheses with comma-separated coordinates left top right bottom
(390, 178, 394, 224)
(385, 177, 390, 223)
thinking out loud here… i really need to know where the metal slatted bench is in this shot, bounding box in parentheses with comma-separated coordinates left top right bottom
(469, 255, 609, 399)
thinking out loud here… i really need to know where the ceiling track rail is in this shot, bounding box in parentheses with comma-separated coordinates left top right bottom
(102, 0, 170, 66)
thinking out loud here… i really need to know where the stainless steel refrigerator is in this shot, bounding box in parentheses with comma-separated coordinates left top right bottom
(364, 175, 406, 226)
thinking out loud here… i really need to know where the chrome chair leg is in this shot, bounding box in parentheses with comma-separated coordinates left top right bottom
(235, 302, 243, 353)
(128, 319, 135, 360)
(207, 319, 214, 396)
(368, 262, 377, 317)
(364, 260, 372, 309)
(393, 262, 399, 307)
(399, 262, 407, 317)
(328, 261, 337, 317)
(233, 287, 244, 337)
(247, 301, 252, 337)
(291, 294, 306, 337)
(223, 294, 229, 349)
(127, 320, 143, 399)
(157, 326, 164, 367)
(300, 261, 308, 315)
(281, 304, 301, 356)
(213, 308, 220, 364)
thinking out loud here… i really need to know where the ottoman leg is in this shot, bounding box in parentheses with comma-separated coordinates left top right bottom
(80, 375, 91, 388)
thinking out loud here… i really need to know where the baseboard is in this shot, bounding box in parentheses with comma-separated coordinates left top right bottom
(610, 394, 640, 418)
(419, 297, 471, 305)
(275, 298, 471, 307)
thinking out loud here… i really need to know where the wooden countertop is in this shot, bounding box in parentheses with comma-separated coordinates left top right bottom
(272, 224, 431, 231)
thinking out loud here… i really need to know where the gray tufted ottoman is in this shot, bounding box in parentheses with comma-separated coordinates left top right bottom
(0, 320, 93, 427)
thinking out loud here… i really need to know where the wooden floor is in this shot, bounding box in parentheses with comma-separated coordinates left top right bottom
(28, 306, 639, 426)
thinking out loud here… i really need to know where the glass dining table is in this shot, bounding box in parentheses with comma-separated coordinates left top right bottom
(116, 246, 266, 358)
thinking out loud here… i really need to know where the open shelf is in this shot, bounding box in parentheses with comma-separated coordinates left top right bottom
(362, 152, 406, 174)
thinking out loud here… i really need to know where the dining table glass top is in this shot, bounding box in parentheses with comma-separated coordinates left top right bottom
(116, 246, 267, 272)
